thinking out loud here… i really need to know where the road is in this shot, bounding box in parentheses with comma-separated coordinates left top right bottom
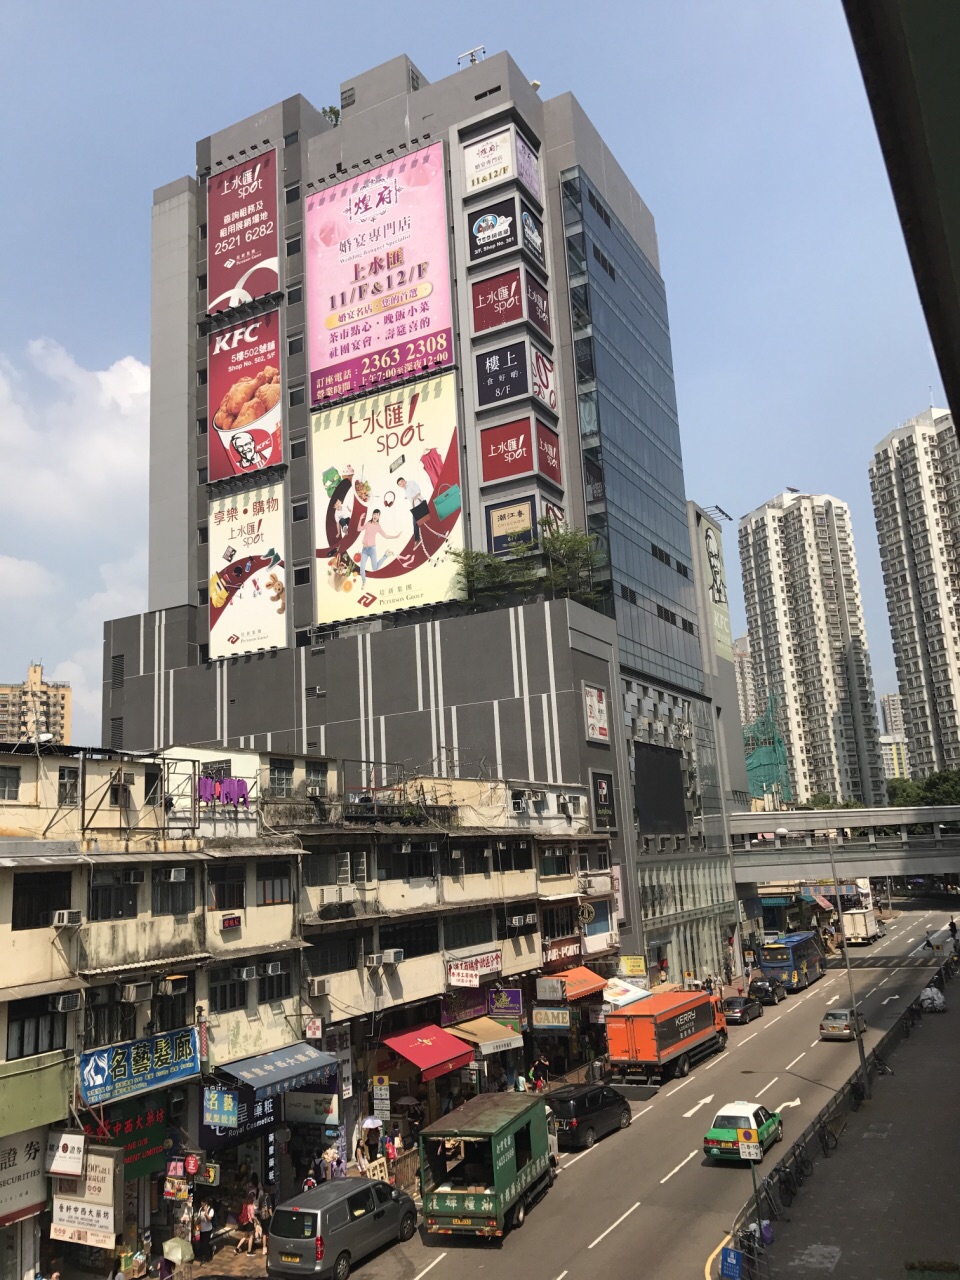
(354, 903, 954, 1280)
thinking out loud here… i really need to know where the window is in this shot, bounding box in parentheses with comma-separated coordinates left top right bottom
(258, 954, 293, 1003)
(269, 758, 294, 797)
(208, 864, 246, 911)
(494, 841, 533, 873)
(197, 273, 207, 291)
(12, 871, 72, 930)
(287, 284, 303, 305)
(7, 996, 67, 1061)
(283, 130, 300, 146)
(0, 766, 20, 800)
(89, 869, 138, 921)
(209, 964, 248, 1013)
(197, 416, 208, 435)
(346, 1188, 374, 1220)
(286, 236, 302, 257)
(84, 988, 136, 1050)
(58, 766, 79, 806)
(306, 761, 328, 793)
(497, 903, 538, 938)
(198, 223, 207, 241)
(198, 586, 209, 606)
(153, 976, 195, 1034)
(294, 566, 311, 586)
(379, 917, 438, 959)
(288, 333, 304, 356)
(198, 524, 209, 544)
(445, 910, 493, 951)
(198, 467, 208, 485)
(306, 930, 373, 975)
(543, 903, 577, 939)
(379, 844, 435, 881)
(583, 899, 611, 936)
(110, 783, 132, 808)
(197, 368, 207, 386)
(285, 184, 301, 204)
(289, 385, 306, 407)
(152, 867, 196, 916)
(199, 644, 209, 664)
(291, 439, 307, 459)
(111, 654, 125, 689)
(540, 846, 572, 877)
(257, 861, 291, 906)
(292, 502, 309, 522)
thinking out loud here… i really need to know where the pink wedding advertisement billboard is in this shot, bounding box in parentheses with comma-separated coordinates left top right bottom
(207, 311, 283, 481)
(306, 142, 453, 404)
(207, 153, 280, 314)
(208, 481, 287, 658)
(311, 373, 464, 623)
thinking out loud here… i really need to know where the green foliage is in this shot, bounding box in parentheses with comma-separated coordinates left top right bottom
(888, 776, 923, 807)
(321, 106, 341, 127)
(449, 522, 603, 611)
(539, 522, 603, 606)
(887, 767, 960, 808)
(448, 540, 537, 610)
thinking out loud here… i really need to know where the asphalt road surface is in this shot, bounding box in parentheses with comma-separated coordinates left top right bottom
(347, 902, 952, 1280)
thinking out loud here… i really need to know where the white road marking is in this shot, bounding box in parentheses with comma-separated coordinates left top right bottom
(878, 977, 890, 986)
(785, 1052, 805, 1071)
(882, 995, 900, 1005)
(587, 1201, 641, 1248)
(825, 994, 840, 1006)
(775, 1098, 802, 1112)
(682, 1095, 715, 1119)
(632, 1104, 653, 1119)
(866, 988, 877, 998)
(703, 1055, 723, 1070)
(554, 1273, 568, 1280)
(782, 1003, 800, 1014)
(563, 1144, 601, 1168)
(412, 1255, 447, 1280)
(666, 1079, 691, 1096)
(756, 1076, 779, 1098)
(766, 1015, 782, 1027)
(659, 1152, 698, 1185)
(810, 1040, 820, 1048)
(737, 1032, 759, 1047)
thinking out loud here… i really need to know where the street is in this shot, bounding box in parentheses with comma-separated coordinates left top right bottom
(338, 902, 951, 1280)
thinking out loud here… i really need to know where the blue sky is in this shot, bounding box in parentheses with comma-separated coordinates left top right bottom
(0, 1, 942, 741)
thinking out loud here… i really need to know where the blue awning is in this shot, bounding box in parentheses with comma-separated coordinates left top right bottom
(758, 895, 792, 906)
(217, 1044, 337, 1100)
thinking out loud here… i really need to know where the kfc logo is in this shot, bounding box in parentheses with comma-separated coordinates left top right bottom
(213, 323, 261, 354)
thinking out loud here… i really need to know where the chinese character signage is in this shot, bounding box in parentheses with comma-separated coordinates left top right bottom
(208, 480, 287, 658)
(312, 374, 464, 624)
(471, 268, 523, 333)
(531, 347, 558, 412)
(440, 988, 487, 1026)
(485, 497, 537, 556)
(78, 1029, 200, 1106)
(476, 342, 529, 407)
(701, 515, 734, 663)
(52, 1147, 123, 1239)
(463, 130, 513, 193)
(45, 1130, 86, 1177)
(583, 683, 609, 742)
(200, 1088, 278, 1151)
(515, 134, 542, 203)
(446, 951, 502, 989)
(84, 1095, 168, 1181)
(526, 274, 552, 338)
(306, 142, 453, 403)
(208, 310, 283, 481)
(480, 418, 534, 484)
(591, 770, 617, 831)
(467, 198, 518, 261)
(0, 1128, 46, 1227)
(536, 421, 562, 487)
(203, 1088, 238, 1129)
(520, 203, 546, 271)
(207, 152, 280, 314)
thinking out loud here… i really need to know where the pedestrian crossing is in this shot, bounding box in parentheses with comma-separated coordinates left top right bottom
(825, 953, 939, 971)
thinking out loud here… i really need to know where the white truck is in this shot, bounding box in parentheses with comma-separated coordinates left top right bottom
(841, 908, 883, 944)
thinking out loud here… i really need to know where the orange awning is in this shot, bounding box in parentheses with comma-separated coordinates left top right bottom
(553, 965, 606, 1000)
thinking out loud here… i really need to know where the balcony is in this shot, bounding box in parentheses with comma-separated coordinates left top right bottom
(77, 912, 207, 974)
(580, 873, 613, 896)
(0, 1049, 73, 1133)
(441, 867, 538, 907)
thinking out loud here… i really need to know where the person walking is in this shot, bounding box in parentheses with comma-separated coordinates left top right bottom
(235, 1193, 257, 1255)
(357, 509, 399, 584)
(949, 917, 957, 942)
(196, 1199, 215, 1263)
(257, 1184, 274, 1256)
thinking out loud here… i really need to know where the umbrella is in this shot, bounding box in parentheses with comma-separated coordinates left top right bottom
(361, 1116, 382, 1129)
(163, 1237, 195, 1265)
(396, 1096, 419, 1107)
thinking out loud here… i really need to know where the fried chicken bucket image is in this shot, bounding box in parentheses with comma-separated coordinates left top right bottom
(211, 365, 283, 477)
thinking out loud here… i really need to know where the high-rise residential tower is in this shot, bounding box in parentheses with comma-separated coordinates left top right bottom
(879, 691, 905, 736)
(0, 663, 71, 744)
(870, 407, 960, 775)
(733, 634, 760, 727)
(738, 490, 884, 806)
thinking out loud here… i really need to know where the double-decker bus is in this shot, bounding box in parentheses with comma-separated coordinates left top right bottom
(757, 931, 827, 992)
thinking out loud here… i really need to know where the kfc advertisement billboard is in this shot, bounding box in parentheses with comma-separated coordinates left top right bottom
(207, 311, 283, 481)
(207, 152, 280, 314)
(537, 420, 563, 487)
(472, 268, 523, 333)
(208, 481, 287, 658)
(306, 142, 453, 404)
(481, 418, 535, 484)
(311, 373, 464, 624)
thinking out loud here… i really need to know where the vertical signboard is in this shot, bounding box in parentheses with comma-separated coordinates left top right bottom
(515, 134, 542, 203)
(531, 348, 558, 412)
(485, 497, 537, 555)
(462, 130, 514, 193)
(476, 342, 529, 406)
(525, 274, 551, 338)
(583, 684, 609, 742)
(312, 373, 464, 622)
(590, 770, 617, 831)
(702, 517, 734, 662)
(536, 421, 562, 487)
(207, 311, 283, 480)
(471, 268, 523, 332)
(208, 482, 287, 657)
(0, 1128, 46, 1226)
(207, 152, 280, 314)
(306, 142, 453, 403)
(480, 418, 535, 483)
(520, 203, 546, 271)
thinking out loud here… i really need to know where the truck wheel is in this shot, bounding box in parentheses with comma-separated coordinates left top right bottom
(717, 1032, 728, 1052)
(676, 1054, 691, 1078)
(513, 1199, 526, 1228)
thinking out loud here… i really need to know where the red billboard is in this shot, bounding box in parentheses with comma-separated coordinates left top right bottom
(537, 420, 563, 487)
(526, 274, 551, 338)
(207, 311, 283, 481)
(207, 152, 280, 314)
(471, 268, 523, 333)
(480, 418, 535, 483)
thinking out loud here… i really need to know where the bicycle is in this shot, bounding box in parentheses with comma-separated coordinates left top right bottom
(733, 1231, 764, 1280)
(757, 1175, 786, 1221)
(775, 1160, 797, 1207)
(793, 1142, 814, 1180)
(815, 1116, 838, 1156)
(874, 1055, 894, 1076)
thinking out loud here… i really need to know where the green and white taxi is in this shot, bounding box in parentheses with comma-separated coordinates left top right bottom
(703, 1101, 784, 1163)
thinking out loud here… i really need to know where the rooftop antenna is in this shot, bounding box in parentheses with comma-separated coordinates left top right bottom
(457, 46, 485, 68)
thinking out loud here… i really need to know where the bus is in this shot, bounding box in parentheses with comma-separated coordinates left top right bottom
(757, 931, 827, 992)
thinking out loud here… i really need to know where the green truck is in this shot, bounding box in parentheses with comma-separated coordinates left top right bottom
(420, 1094, 557, 1237)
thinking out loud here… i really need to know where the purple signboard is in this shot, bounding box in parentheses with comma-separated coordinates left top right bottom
(441, 988, 488, 1026)
(488, 988, 523, 1021)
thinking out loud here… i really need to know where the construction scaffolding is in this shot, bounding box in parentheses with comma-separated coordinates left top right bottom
(743, 692, 792, 805)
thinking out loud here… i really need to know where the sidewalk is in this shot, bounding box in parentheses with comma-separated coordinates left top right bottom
(757, 1000, 960, 1278)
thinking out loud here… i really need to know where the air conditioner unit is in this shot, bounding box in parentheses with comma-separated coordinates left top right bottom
(163, 868, 187, 883)
(530, 790, 544, 803)
(525, 913, 538, 925)
(512, 797, 527, 813)
(53, 910, 83, 928)
(508, 916, 525, 927)
(234, 966, 258, 981)
(306, 786, 325, 798)
(50, 991, 83, 1013)
(261, 962, 282, 977)
(451, 849, 463, 860)
(496, 841, 508, 851)
(158, 977, 188, 996)
(338, 884, 357, 904)
(319, 886, 341, 905)
(309, 976, 331, 997)
(122, 772, 135, 786)
(119, 982, 153, 1004)
(365, 953, 383, 969)
(122, 869, 145, 884)
(382, 949, 403, 965)
(401, 840, 412, 853)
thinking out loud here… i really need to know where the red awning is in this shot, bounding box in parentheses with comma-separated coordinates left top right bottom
(384, 1024, 476, 1082)
(553, 965, 607, 1001)
(814, 894, 833, 910)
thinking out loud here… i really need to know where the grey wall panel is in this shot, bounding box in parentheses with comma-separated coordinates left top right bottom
(496, 698, 532, 781)
(439, 611, 516, 707)
(368, 628, 419, 719)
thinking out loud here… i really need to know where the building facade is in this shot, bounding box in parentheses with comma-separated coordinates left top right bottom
(738, 490, 884, 807)
(0, 664, 71, 745)
(879, 732, 909, 780)
(870, 408, 960, 775)
(734, 634, 760, 727)
(879, 690, 905, 736)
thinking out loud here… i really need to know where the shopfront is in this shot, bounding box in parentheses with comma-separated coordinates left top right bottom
(0, 1126, 47, 1280)
(378, 1024, 476, 1132)
(531, 965, 607, 1075)
(446, 1016, 524, 1091)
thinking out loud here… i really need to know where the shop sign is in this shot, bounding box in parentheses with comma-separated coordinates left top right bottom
(372, 1073, 391, 1123)
(45, 1130, 86, 1177)
(84, 1094, 168, 1182)
(520, 203, 545, 271)
(618, 955, 648, 978)
(476, 341, 530, 407)
(53, 1147, 123, 1237)
(487, 988, 523, 1021)
(203, 1088, 239, 1129)
(446, 951, 502, 989)
(284, 1090, 339, 1126)
(0, 1127, 46, 1227)
(200, 1088, 278, 1151)
(583, 683, 609, 742)
(163, 1177, 189, 1202)
(531, 1007, 571, 1032)
(535, 977, 565, 1002)
(49, 1223, 116, 1250)
(304, 1018, 324, 1040)
(78, 1028, 200, 1106)
(467, 197, 518, 261)
(183, 1154, 201, 1177)
(544, 937, 581, 966)
(195, 1162, 220, 1188)
(322, 1027, 353, 1101)
(463, 129, 514, 192)
(441, 988, 487, 1025)
(591, 771, 617, 832)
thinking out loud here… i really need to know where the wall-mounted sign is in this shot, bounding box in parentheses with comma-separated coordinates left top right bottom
(472, 268, 523, 333)
(207, 151, 280, 314)
(199, 1088, 278, 1151)
(195, 1162, 221, 1188)
(220, 914, 242, 931)
(203, 1088, 239, 1129)
(531, 348, 558, 412)
(446, 951, 502, 989)
(476, 341, 529, 407)
(535, 978, 565, 1002)
(520, 203, 545, 271)
(284, 1090, 339, 1127)
(531, 1007, 571, 1032)
(468, 198, 518, 262)
(515, 134, 542, 203)
(304, 1018, 324, 1040)
(544, 937, 582, 966)
(207, 310, 283, 481)
(52, 1147, 123, 1238)
(526, 274, 551, 338)
(536, 421, 562, 487)
(487, 988, 523, 1021)
(463, 130, 514, 193)
(78, 1029, 200, 1107)
(480, 418, 534, 484)
(591, 771, 617, 832)
(84, 1094, 168, 1182)
(0, 1127, 46, 1228)
(45, 1131, 86, 1178)
(485, 497, 537, 556)
(583, 684, 610, 742)
(441, 988, 487, 1026)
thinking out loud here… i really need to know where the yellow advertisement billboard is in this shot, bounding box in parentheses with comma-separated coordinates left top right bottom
(311, 374, 464, 623)
(208, 481, 287, 658)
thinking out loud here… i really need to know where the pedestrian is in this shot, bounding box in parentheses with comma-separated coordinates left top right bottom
(703, 974, 714, 995)
(196, 1198, 215, 1262)
(365, 1125, 381, 1165)
(723, 961, 733, 986)
(235, 1193, 257, 1254)
(301, 1169, 318, 1192)
(923, 929, 934, 950)
(258, 1183, 274, 1256)
(108, 1260, 125, 1280)
(354, 1137, 368, 1175)
(949, 917, 957, 941)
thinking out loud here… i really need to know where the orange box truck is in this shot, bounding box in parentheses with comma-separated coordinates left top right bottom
(606, 990, 727, 1086)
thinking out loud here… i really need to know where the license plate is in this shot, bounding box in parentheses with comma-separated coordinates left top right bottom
(719, 1141, 735, 1148)
(281, 1254, 299, 1263)
(452, 1218, 472, 1226)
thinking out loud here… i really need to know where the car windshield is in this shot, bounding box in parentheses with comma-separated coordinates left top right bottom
(271, 1210, 317, 1239)
(714, 1113, 752, 1130)
(822, 1012, 848, 1022)
(723, 998, 746, 1009)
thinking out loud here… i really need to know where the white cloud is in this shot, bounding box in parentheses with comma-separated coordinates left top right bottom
(0, 554, 59, 600)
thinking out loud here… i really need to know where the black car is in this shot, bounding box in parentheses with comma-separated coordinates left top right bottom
(749, 976, 787, 1005)
(548, 1084, 632, 1149)
(722, 994, 764, 1025)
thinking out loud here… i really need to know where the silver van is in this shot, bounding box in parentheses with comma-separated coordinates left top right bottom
(266, 1179, 417, 1280)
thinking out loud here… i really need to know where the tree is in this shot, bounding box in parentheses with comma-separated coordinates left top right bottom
(321, 105, 341, 127)
(448, 540, 538, 610)
(887, 776, 923, 807)
(918, 768, 960, 806)
(539, 522, 603, 606)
